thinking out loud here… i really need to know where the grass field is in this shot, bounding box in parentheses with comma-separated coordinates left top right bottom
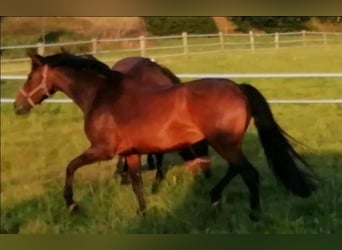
(1, 48, 342, 234)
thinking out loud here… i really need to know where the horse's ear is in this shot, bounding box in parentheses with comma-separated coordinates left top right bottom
(27, 49, 44, 68)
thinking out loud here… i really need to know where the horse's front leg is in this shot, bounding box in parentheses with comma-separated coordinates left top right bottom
(64, 146, 113, 213)
(125, 154, 146, 214)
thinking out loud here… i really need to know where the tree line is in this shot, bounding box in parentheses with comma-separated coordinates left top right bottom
(143, 17, 341, 35)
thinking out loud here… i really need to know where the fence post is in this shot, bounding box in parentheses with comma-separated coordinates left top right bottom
(249, 30, 255, 53)
(37, 43, 45, 55)
(275, 32, 279, 49)
(91, 38, 97, 55)
(323, 32, 327, 46)
(219, 32, 224, 51)
(139, 35, 146, 57)
(302, 30, 306, 47)
(182, 32, 188, 57)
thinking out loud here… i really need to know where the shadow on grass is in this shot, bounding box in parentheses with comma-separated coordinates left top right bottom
(2, 133, 342, 234)
(0, 183, 94, 234)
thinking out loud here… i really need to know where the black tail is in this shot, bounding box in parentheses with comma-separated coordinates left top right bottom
(239, 83, 318, 197)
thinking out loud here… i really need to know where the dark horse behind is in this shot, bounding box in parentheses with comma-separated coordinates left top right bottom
(110, 56, 210, 190)
(14, 51, 318, 221)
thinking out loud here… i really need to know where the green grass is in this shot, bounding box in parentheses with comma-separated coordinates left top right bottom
(2, 36, 342, 75)
(1, 104, 342, 234)
(1, 49, 342, 234)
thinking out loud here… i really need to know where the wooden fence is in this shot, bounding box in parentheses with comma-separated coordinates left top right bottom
(1, 31, 342, 63)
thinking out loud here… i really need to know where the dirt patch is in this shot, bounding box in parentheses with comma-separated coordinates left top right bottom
(307, 17, 342, 32)
(212, 17, 237, 33)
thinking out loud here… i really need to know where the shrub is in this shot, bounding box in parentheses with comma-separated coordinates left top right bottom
(143, 17, 218, 35)
(231, 17, 311, 33)
(37, 29, 91, 55)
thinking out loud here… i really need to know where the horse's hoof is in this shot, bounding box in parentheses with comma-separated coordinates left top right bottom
(210, 190, 221, 207)
(249, 210, 261, 222)
(67, 203, 79, 214)
(211, 200, 221, 208)
(136, 209, 146, 216)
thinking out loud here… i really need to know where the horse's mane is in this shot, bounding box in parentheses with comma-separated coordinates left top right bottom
(45, 52, 180, 86)
(42, 52, 124, 82)
(156, 63, 181, 84)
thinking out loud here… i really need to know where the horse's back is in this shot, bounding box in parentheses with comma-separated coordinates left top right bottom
(113, 57, 177, 87)
(182, 78, 246, 105)
(112, 57, 151, 73)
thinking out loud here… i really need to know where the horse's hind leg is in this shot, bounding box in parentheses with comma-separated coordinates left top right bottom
(210, 143, 261, 221)
(210, 166, 238, 206)
(113, 156, 131, 185)
(192, 140, 211, 178)
(151, 153, 165, 194)
(239, 155, 261, 221)
(114, 156, 124, 176)
(120, 159, 131, 185)
(147, 154, 156, 170)
(178, 140, 211, 178)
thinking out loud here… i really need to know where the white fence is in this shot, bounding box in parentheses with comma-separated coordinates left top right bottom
(3, 73, 342, 81)
(1, 31, 342, 63)
(2, 73, 342, 105)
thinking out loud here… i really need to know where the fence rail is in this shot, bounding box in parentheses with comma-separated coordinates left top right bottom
(2, 73, 342, 105)
(1, 31, 342, 63)
(2, 73, 342, 81)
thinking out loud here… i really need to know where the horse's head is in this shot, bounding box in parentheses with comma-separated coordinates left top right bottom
(14, 52, 56, 115)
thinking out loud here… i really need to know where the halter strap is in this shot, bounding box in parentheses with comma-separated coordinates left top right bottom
(19, 65, 51, 107)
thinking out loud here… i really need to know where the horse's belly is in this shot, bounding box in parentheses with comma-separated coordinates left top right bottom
(118, 124, 204, 154)
(143, 128, 204, 153)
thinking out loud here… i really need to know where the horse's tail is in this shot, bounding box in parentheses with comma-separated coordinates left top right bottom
(239, 83, 318, 197)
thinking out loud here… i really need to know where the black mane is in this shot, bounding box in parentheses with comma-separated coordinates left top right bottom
(42, 52, 123, 82)
(157, 64, 181, 84)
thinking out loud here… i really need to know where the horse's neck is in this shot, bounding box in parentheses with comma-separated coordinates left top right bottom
(54, 73, 105, 114)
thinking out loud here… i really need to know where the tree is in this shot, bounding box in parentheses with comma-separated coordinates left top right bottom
(231, 17, 310, 32)
(143, 17, 218, 35)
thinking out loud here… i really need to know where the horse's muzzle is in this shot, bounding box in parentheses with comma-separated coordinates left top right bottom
(13, 102, 31, 115)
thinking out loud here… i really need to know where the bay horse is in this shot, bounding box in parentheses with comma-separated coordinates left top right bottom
(68, 51, 211, 190)
(14, 52, 317, 221)
(111, 56, 210, 190)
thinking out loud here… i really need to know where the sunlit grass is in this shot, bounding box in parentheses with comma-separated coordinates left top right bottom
(1, 103, 342, 233)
